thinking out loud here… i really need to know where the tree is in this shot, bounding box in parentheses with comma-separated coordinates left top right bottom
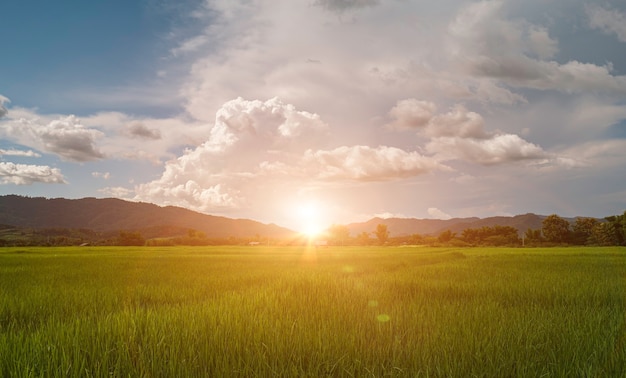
(375, 224, 389, 245)
(327, 224, 350, 246)
(572, 217, 599, 245)
(117, 231, 145, 246)
(524, 228, 543, 245)
(605, 211, 626, 245)
(356, 231, 371, 246)
(438, 229, 455, 243)
(461, 228, 482, 245)
(542, 214, 571, 244)
(407, 233, 424, 245)
(461, 226, 519, 246)
(591, 222, 619, 246)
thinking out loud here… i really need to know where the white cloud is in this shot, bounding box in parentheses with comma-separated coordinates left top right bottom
(448, 1, 626, 96)
(133, 98, 450, 214)
(81, 111, 209, 163)
(587, 5, 626, 43)
(0, 162, 66, 185)
(0, 95, 9, 118)
(98, 186, 134, 198)
(429, 105, 490, 139)
(386, 99, 551, 166)
(92, 171, 111, 180)
(557, 139, 626, 168)
(428, 207, 452, 220)
(373, 212, 407, 219)
(170, 35, 209, 57)
(527, 25, 559, 60)
(426, 134, 548, 165)
(0, 115, 105, 162)
(303, 145, 449, 181)
(178, 0, 478, 125)
(388, 99, 490, 138)
(0, 148, 41, 158)
(387, 99, 437, 130)
(134, 97, 331, 211)
(38, 116, 105, 162)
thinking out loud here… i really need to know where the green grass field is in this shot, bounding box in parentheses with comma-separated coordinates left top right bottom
(1, 246, 625, 377)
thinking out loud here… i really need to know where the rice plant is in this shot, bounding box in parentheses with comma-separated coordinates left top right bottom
(1, 246, 624, 377)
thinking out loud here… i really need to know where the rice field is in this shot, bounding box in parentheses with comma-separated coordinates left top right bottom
(1, 246, 625, 377)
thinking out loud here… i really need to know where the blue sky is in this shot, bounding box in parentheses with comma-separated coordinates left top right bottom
(1, 0, 626, 232)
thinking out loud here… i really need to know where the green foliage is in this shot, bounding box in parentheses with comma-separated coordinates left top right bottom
(542, 214, 572, 244)
(592, 222, 619, 246)
(605, 211, 626, 245)
(572, 217, 600, 245)
(461, 225, 520, 246)
(117, 231, 145, 246)
(1, 246, 625, 377)
(524, 228, 544, 246)
(437, 229, 455, 243)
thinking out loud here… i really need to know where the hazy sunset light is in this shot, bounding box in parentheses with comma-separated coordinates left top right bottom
(1, 0, 625, 230)
(295, 201, 326, 237)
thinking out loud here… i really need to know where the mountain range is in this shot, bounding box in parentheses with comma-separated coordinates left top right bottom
(0, 195, 581, 239)
(0, 195, 294, 239)
(346, 213, 550, 237)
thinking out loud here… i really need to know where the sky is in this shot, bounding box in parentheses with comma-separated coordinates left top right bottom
(1, 0, 626, 233)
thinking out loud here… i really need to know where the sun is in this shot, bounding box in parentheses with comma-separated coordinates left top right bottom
(296, 201, 325, 238)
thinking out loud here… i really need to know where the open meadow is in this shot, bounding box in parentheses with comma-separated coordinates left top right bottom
(1, 246, 625, 377)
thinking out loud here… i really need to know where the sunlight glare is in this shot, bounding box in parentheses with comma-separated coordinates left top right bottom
(296, 201, 325, 237)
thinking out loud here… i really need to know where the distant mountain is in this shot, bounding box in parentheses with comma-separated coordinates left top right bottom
(0, 195, 295, 238)
(347, 213, 549, 237)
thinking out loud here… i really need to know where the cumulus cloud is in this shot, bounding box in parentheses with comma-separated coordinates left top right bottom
(387, 99, 437, 130)
(98, 186, 134, 198)
(426, 134, 548, 165)
(205, 97, 329, 154)
(0, 95, 9, 118)
(0, 148, 41, 157)
(125, 121, 162, 140)
(303, 145, 448, 181)
(429, 106, 490, 139)
(80, 111, 210, 164)
(313, 0, 379, 12)
(428, 207, 452, 220)
(0, 115, 105, 162)
(134, 98, 331, 211)
(134, 98, 451, 213)
(471, 58, 626, 94)
(449, 0, 626, 95)
(587, 5, 626, 43)
(0, 162, 66, 185)
(388, 99, 490, 138)
(92, 171, 111, 180)
(388, 98, 558, 166)
(373, 212, 407, 219)
(38, 116, 105, 162)
(527, 25, 559, 60)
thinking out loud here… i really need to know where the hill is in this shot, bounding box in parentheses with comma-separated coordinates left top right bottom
(0, 195, 295, 239)
(347, 213, 548, 237)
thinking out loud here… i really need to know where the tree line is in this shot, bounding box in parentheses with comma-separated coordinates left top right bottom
(323, 211, 626, 247)
(2, 211, 624, 247)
